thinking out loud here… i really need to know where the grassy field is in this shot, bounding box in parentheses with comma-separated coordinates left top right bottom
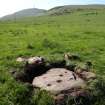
(0, 8, 105, 105)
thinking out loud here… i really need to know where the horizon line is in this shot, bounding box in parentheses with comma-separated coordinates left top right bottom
(0, 3, 105, 18)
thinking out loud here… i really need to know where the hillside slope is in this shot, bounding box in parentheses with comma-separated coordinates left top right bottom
(1, 5, 105, 20)
(1, 8, 46, 20)
(48, 5, 105, 15)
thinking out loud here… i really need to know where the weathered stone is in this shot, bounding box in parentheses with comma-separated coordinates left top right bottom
(16, 57, 26, 62)
(28, 56, 44, 64)
(32, 68, 86, 94)
(16, 56, 44, 64)
(79, 71, 96, 80)
(64, 53, 80, 61)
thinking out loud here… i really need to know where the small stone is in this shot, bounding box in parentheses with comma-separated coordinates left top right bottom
(64, 53, 80, 60)
(16, 57, 26, 62)
(28, 56, 44, 64)
(80, 71, 96, 80)
(54, 94, 64, 101)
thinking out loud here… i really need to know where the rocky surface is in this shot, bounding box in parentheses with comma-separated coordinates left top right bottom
(14, 55, 97, 104)
(16, 56, 44, 64)
(32, 68, 86, 94)
(78, 71, 96, 80)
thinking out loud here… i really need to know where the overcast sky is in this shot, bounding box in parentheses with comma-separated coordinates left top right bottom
(0, 0, 105, 17)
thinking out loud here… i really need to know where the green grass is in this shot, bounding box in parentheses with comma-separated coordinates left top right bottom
(0, 9, 105, 105)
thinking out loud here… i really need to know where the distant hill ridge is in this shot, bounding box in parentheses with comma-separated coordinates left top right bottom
(48, 4, 105, 15)
(50, 4, 105, 10)
(1, 4, 105, 20)
(0, 8, 46, 20)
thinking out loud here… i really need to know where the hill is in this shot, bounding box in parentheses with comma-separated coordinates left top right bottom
(0, 8, 46, 20)
(1, 5, 105, 20)
(48, 4, 105, 15)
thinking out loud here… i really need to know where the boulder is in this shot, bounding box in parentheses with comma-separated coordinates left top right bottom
(32, 68, 86, 94)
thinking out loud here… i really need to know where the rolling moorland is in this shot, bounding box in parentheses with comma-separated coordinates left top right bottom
(0, 5, 105, 105)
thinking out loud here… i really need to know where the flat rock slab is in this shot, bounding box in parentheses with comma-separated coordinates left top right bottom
(32, 68, 86, 94)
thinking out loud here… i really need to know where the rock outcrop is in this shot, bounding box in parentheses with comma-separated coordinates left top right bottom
(32, 68, 86, 95)
(14, 54, 96, 105)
